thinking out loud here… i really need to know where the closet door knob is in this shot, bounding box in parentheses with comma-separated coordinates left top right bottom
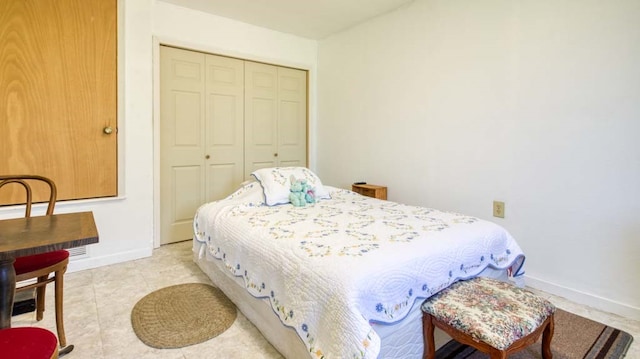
(274, 153, 278, 157)
(103, 126, 113, 135)
(205, 155, 210, 159)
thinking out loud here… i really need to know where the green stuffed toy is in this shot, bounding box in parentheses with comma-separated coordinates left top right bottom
(305, 183, 316, 204)
(289, 175, 316, 207)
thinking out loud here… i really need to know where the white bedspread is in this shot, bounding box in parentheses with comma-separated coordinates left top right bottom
(194, 183, 525, 359)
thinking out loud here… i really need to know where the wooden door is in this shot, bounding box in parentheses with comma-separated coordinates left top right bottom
(0, 0, 117, 203)
(160, 46, 244, 244)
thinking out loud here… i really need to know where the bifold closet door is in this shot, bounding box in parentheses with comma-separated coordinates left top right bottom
(160, 46, 244, 244)
(204, 54, 245, 201)
(276, 66, 308, 168)
(244, 62, 278, 175)
(244, 62, 307, 178)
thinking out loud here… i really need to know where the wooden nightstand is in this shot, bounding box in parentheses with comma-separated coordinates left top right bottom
(352, 184, 387, 200)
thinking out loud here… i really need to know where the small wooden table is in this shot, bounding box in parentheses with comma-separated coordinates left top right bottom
(352, 183, 387, 200)
(0, 211, 99, 329)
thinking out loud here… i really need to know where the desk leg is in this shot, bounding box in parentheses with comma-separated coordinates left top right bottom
(0, 258, 16, 329)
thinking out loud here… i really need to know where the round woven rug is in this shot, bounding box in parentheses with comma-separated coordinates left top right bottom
(131, 283, 237, 349)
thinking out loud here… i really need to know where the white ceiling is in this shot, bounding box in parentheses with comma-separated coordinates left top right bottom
(158, 0, 414, 39)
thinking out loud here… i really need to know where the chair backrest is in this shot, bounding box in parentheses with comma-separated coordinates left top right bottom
(0, 175, 57, 217)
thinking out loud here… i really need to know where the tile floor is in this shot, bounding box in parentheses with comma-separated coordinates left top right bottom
(12, 240, 639, 358)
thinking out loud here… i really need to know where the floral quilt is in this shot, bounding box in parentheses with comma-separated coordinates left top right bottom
(193, 182, 525, 359)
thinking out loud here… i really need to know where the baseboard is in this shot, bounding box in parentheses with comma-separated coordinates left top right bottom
(525, 275, 640, 321)
(67, 247, 153, 273)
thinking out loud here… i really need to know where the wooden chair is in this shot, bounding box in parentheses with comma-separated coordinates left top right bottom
(0, 175, 69, 348)
(0, 327, 59, 359)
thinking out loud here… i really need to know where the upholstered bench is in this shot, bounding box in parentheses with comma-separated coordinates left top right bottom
(421, 277, 555, 359)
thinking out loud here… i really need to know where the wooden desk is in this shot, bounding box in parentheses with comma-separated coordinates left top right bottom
(0, 211, 99, 329)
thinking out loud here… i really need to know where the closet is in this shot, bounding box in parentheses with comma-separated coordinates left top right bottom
(159, 46, 307, 244)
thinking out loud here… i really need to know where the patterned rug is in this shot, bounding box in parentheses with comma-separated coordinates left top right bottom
(435, 309, 633, 358)
(131, 283, 237, 349)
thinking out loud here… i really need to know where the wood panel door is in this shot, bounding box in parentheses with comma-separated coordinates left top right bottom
(0, 0, 117, 203)
(160, 46, 244, 244)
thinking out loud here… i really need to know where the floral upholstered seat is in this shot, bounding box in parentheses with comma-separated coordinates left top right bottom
(421, 276, 555, 356)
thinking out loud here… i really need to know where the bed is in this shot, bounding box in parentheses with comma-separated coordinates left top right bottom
(192, 167, 525, 359)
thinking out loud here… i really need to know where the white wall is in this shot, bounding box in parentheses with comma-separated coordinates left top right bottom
(317, 0, 640, 319)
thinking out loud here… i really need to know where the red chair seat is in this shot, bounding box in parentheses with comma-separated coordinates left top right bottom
(0, 327, 58, 358)
(14, 250, 69, 275)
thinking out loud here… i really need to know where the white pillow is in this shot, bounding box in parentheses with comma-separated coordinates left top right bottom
(225, 180, 265, 205)
(251, 167, 331, 206)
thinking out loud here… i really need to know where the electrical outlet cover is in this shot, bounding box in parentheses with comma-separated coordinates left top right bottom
(493, 201, 505, 218)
